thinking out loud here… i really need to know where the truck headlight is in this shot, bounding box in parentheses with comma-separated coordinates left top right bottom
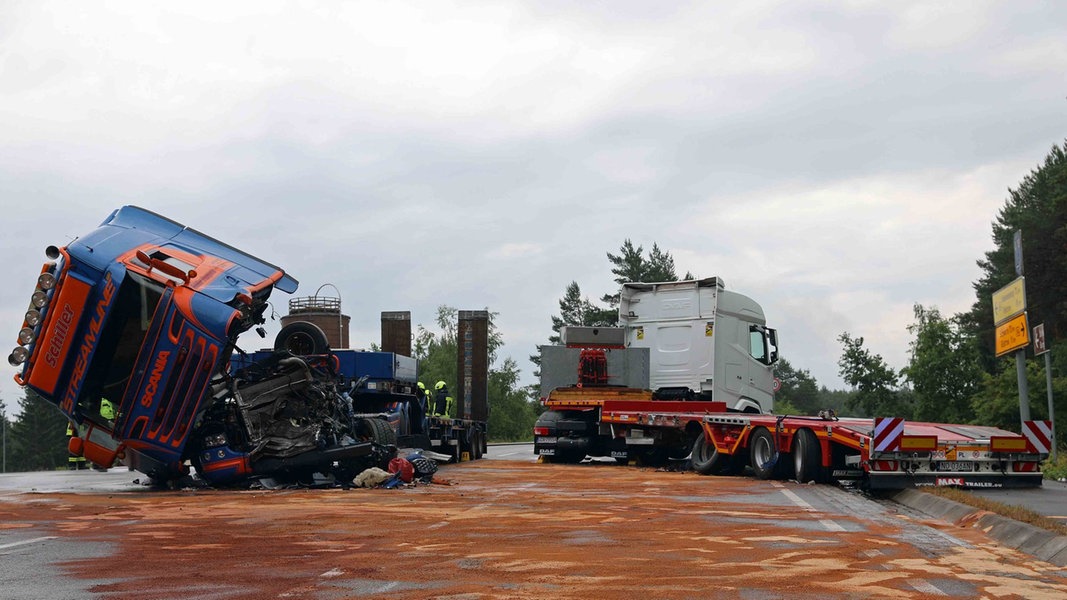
(25, 309, 41, 327)
(31, 291, 47, 308)
(203, 433, 228, 448)
(8, 347, 29, 366)
(18, 328, 35, 345)
(37, 272, 56, 290)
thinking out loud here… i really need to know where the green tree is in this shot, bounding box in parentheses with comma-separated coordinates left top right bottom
(487, 357, 540, 441)
(837, 333, 912, 418)
(549, 281, 615, 344)
(815, 386, 855, 415)
(774, 358, 821, 415)
(963, 140, 1067, 371)
(901, 304, 984, 424)
(416, 306, 539, 442)
(8, 390, 69, 472)
(414, 306, 460, 394)
(600, 240, 690, 312)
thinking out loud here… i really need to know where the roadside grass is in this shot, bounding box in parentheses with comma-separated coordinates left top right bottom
(1041, 453, 1067, 481)
(923, 485, 1067, 537)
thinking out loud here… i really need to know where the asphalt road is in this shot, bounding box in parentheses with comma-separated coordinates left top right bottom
(4, 455, 1067, 599)
(488, 442, 1067, 522)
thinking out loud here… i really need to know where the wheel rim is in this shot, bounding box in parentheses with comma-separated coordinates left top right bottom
(286, 333, 314, 355)
(695, 435, 713, 463)
(754, 436, 773, 466)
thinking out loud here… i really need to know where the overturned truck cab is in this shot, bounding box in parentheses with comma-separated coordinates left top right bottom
(9, 206, 393, 485)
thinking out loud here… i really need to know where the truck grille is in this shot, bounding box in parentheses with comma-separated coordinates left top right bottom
(150, 329, 218, 448)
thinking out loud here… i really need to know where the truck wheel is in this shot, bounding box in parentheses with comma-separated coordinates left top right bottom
(793, 428, 824, 484)
(274, 322, 330, 355)
(691, 432, 728, 475)
(749, 428, 785, 480)
(358, 417, 397, 447)
(637, 447, 667, 467)
(470, 429, 483, 460)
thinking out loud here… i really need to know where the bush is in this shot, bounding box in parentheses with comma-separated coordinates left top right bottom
(1042, 453, 1067, 481)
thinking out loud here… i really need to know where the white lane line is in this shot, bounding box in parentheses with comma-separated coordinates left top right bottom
(777, 486, 847, 532)
(909, 579, 947, 596)
(0, 536, 57, 550)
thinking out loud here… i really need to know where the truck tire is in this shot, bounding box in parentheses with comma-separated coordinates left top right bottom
(792, 428, 824, 484)
(636, 447, 667, 467)
(470, 429, 484, 460)
(749, 427, 787, 480)
(275, 322, 330, 355)
(691, 432, 727, 475)
(358, 417, 397, 447)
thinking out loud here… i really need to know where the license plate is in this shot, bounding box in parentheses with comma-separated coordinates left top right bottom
(939, 461, 974, 472)
(536, 436, 556, 444)
(537, 448, 555, 456)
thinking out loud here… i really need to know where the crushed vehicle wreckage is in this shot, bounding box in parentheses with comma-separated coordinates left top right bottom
(9, 206, 488, 488)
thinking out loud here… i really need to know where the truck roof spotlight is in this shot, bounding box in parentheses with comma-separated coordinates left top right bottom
(31, 291, 48, 308)
(8, 346, 28, 366)
(25, 309, 41, 327)
(37, 272, 56, 290)
(18, 327, 35, 345)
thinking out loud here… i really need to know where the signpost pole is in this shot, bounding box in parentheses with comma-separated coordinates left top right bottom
(1035, 323, 1057, 461)
(1013, 230, 1031, 426)
(1045, 350, 1057, 461)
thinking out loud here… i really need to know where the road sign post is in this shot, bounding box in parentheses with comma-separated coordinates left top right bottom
(991, 230, 1030, 427)
(1034, 323, 1057, 461)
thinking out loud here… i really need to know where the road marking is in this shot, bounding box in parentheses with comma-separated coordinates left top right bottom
(909, 579, 947, 596)
(775, 484, 847, 532)
(0, 536, 57, 551)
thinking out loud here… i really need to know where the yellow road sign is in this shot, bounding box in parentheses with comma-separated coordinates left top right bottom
(992, 277, 1026, 325)
(995, 312, 1029, 357)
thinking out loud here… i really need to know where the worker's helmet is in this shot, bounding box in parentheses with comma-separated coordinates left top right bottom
(417, 382, 426, 390)
(435, 381, 446, 390)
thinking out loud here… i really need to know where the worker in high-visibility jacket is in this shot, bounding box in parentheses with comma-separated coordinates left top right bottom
(411, 382, 428, 434)
(433, 381, 454, 418)
(100, 398, 115, 421)
(66, 423, 86, 470)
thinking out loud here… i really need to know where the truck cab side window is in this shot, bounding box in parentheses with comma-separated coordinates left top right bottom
(749, 326, 767, 362)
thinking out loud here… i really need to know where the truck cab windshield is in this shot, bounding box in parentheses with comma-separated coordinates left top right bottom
(79, 271, 165, 427)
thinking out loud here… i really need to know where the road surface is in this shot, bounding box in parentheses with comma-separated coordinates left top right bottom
(2, 449, 1067, 599)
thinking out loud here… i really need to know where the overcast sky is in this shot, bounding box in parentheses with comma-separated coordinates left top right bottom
(2, 1, 1065, 413)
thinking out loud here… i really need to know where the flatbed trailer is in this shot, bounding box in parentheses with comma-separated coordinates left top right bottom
(544, 392, 1048, 489)
(692, 412, 1048, 489)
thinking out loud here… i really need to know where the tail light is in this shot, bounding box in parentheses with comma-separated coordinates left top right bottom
(533, 427, 550, 436)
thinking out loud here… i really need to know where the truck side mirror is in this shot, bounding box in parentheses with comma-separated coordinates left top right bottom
(767, 329, 779, 364)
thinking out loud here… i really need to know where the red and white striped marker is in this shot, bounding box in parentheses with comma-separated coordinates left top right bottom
(1022, 420, 1053, 454)
(873, 417, 904, 453)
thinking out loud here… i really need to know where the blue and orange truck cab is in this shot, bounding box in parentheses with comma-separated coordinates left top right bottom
(7, 206, 388, 484)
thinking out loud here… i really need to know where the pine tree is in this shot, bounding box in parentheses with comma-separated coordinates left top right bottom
(963, 140, 1067, 370)
(9, 390, 69, 472)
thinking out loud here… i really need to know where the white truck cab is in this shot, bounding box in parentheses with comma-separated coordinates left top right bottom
(619, 277, 778, 413)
